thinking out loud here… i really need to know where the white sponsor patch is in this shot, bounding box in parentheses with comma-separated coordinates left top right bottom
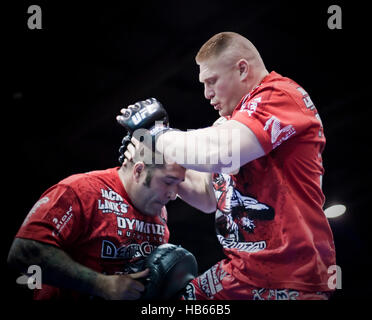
(22, 197, 49, 226)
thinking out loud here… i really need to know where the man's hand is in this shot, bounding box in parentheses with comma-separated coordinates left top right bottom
(97, 269, 149, 300)
(121, 136, 139, 164)
(116, 98, 170, 164)
(116, 98, 169, 134)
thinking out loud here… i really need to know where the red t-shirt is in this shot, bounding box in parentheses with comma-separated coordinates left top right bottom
(213, 71, 336, 292)
(16, 167, 169, 299)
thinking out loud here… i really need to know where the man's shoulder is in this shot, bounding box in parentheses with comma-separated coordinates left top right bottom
(58, 167, 119, 192)
(250, 71, 308, 107)
(257, 71, 301, 94)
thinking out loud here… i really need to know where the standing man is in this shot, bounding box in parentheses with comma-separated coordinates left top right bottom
(118, 32, 336, 300)
(7, 140, 186, 300)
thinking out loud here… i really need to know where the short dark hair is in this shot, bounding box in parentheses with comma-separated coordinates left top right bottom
(143, 168, 154, 187)
(125, 142, 165, 187)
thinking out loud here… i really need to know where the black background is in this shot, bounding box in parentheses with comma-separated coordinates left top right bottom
(3, 0, 371, 302)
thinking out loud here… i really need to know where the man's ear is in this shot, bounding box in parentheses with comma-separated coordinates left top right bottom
(133, 162, 145, 182)
(237, 59, 249, 80)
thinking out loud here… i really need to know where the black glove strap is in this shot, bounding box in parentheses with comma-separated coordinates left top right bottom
(118, 127, 179, 164)
(152, 126, 179, 150)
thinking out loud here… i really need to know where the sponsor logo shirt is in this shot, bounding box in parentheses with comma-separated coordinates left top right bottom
(16, 167, 169, 299)
(214, 71, 336, 292)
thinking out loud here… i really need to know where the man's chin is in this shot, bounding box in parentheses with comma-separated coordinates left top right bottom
(219, 109, 228, 117)
(219, 105, 235, 117)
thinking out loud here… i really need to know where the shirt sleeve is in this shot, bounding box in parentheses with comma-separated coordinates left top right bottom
(16, 184, 84, 248)
(231, 86, 309, 155)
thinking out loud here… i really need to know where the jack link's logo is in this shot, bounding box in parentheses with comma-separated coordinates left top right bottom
(98, 188, 129, 215)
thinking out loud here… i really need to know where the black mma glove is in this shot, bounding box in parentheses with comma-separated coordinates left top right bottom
(117, 98, 172, 164)
(118, 134, 132, 164)
(117, 97, 169, 133)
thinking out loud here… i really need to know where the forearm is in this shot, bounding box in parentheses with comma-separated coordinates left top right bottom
(156, 120, 265, 174)
(8, 238, 105, 298)
(157, 128, 240, 173)
(178, 170, 216, 213)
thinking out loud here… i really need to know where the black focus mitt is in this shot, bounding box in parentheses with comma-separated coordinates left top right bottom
(141, 243, 198, 300)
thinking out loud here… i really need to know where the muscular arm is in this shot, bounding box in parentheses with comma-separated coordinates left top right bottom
(7, 238, 147, 299)
(178, 170, 216, 213)
(157, 120, 265, 173)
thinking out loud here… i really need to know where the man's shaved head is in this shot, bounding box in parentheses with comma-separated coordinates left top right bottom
(196, 31, 264, 67)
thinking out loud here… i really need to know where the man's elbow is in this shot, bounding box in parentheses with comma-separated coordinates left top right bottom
(7, 238, 41, 273)
(7, 240, 24, 272)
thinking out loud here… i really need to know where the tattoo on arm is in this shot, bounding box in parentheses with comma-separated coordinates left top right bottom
(8, 238, 103, 297)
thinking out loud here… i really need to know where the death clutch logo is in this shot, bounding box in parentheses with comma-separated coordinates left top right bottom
(101, 240, 154, 260)
(213, 173, 274, 252)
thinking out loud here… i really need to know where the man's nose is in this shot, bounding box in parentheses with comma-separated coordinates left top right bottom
(204, 86, 214, 100)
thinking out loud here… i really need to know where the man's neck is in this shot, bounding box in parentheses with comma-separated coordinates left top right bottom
(249, 68, 269, 92)
(118, 166, 131, 195)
